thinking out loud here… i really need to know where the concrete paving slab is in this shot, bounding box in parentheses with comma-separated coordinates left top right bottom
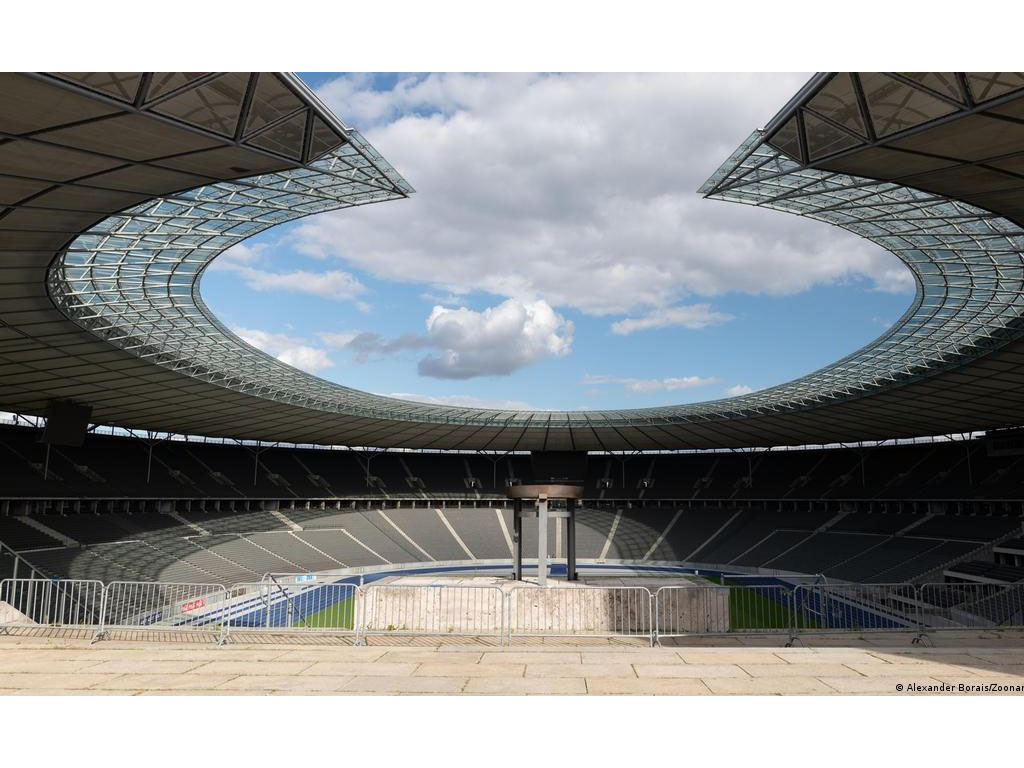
(580, 651, 686, 665)
(526, 663, 635, 678)
(267, 648, 389, 662)
(85, 660, 208, 674)
(298, 661, 419, 676)
(377, 651, 484, 664)
(340, 676, 467, 694)
(702, 676, 833, 695)
(867, 652, 985, 666)
(585, 677, 711, 695)
(464, 677, 587, 695)
(773, 650, 889, 664)
(217, 675, 353, 692)
(0, 673, 115, 690)
(6, 688, 132, 696)
(676, 651, 788, 665)
(843, 662, 968, 677)
(190, 661, 313, 675)
(90, 674, 239, 691)
(413, 663, 524, 677)
(138, 689, 271, 696)
(0, 660, 104, 674)
(962, 651, 1024, 665)
(739, 663, 863, 678)
(480, 652, 582, 664)
(634, 663, 749, 678)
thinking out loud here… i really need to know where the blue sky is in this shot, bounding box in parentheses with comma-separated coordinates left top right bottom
(201, 73, 913, 411)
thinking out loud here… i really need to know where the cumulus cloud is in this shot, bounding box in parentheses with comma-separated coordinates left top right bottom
(325, 298, 573, 379)
(611, 303, 734, 335)
(234, 327, 334, 373)
(583, 374, 718, 394)
(419, 299, 573, 378)
(293, 73, 912, 332)
(725, 383, 755, 396)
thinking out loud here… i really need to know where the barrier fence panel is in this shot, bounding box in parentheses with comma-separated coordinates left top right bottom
(917, 582, 1024, 630)
(99, 582, 229, 639)
(0, 578, 104, 631)
(508, 585, 653, 644)
(655, 583, 795, 641)
(360, 584, 505, 642)
(793, 583, 921, 635)
(225, 580, 359, 637)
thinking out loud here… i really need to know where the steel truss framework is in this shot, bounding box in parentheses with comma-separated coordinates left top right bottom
(5, 72, 1024, 450)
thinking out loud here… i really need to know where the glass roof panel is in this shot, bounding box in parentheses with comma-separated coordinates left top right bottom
(152, 72, 249, 137)
(807, 73, 867, 137)
(247, 110, 308, 160)
(56, 72, 143, 102)
(899, 73, 964, 103)
(860, 72, 959, 138)
(967, 72, 1024, 102)
(146, 73, 208, 101)
(765, 115, 801, 161)
(244, 73, 305, 137)
(803, 111, 861, 160)
(309, 116, 347, 160)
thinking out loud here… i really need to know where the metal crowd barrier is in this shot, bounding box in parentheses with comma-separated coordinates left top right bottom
(917, 582, 1024, 631)
(655, 582, 794, 641)
(97, 582, 230, 642)
(360, 584, 505, 643)
(791, 583, 921, 636)
(225, 580, 359, 639)
(0, 578, 103, 632)
(507, 585, 654, 645)
(3, 577, 1024, 646)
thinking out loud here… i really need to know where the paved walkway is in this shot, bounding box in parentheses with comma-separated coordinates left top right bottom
(1, 631, 1023, 695)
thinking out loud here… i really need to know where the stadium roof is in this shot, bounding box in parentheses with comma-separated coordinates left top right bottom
(4, 72, 1024, 451)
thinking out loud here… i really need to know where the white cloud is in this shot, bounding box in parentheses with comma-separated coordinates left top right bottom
(611, 303, 734, 335)
(211, 243, 367, 303)
(239, 269, 366, 301)
(328, 298, 573, 379)
(233, 327, 334, 374)
(380, 393, 537, 410)
(583, 374, 718, 394)
(419, 299, 572, 379)
(294, 73, 912, 331)
(725, 383, 755, 396)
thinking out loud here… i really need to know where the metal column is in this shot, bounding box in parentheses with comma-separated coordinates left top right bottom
(537, 494, 548, 587)
(513, 498, 523, 580)
(566, 499, 577, 581)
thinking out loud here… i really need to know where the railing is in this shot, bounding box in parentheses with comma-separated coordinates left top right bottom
(0, 578, 103, 631)
(225, 580, 359, 638)
(918, 582, 1024, 630)
(656, 583, 795, 640)
(792, 583, 922, 634)
(3, 577, 1024, 645)
(98, 582, 230, 642)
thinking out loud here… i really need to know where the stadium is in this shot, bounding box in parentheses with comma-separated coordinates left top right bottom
(2, 71, 1024, 696)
